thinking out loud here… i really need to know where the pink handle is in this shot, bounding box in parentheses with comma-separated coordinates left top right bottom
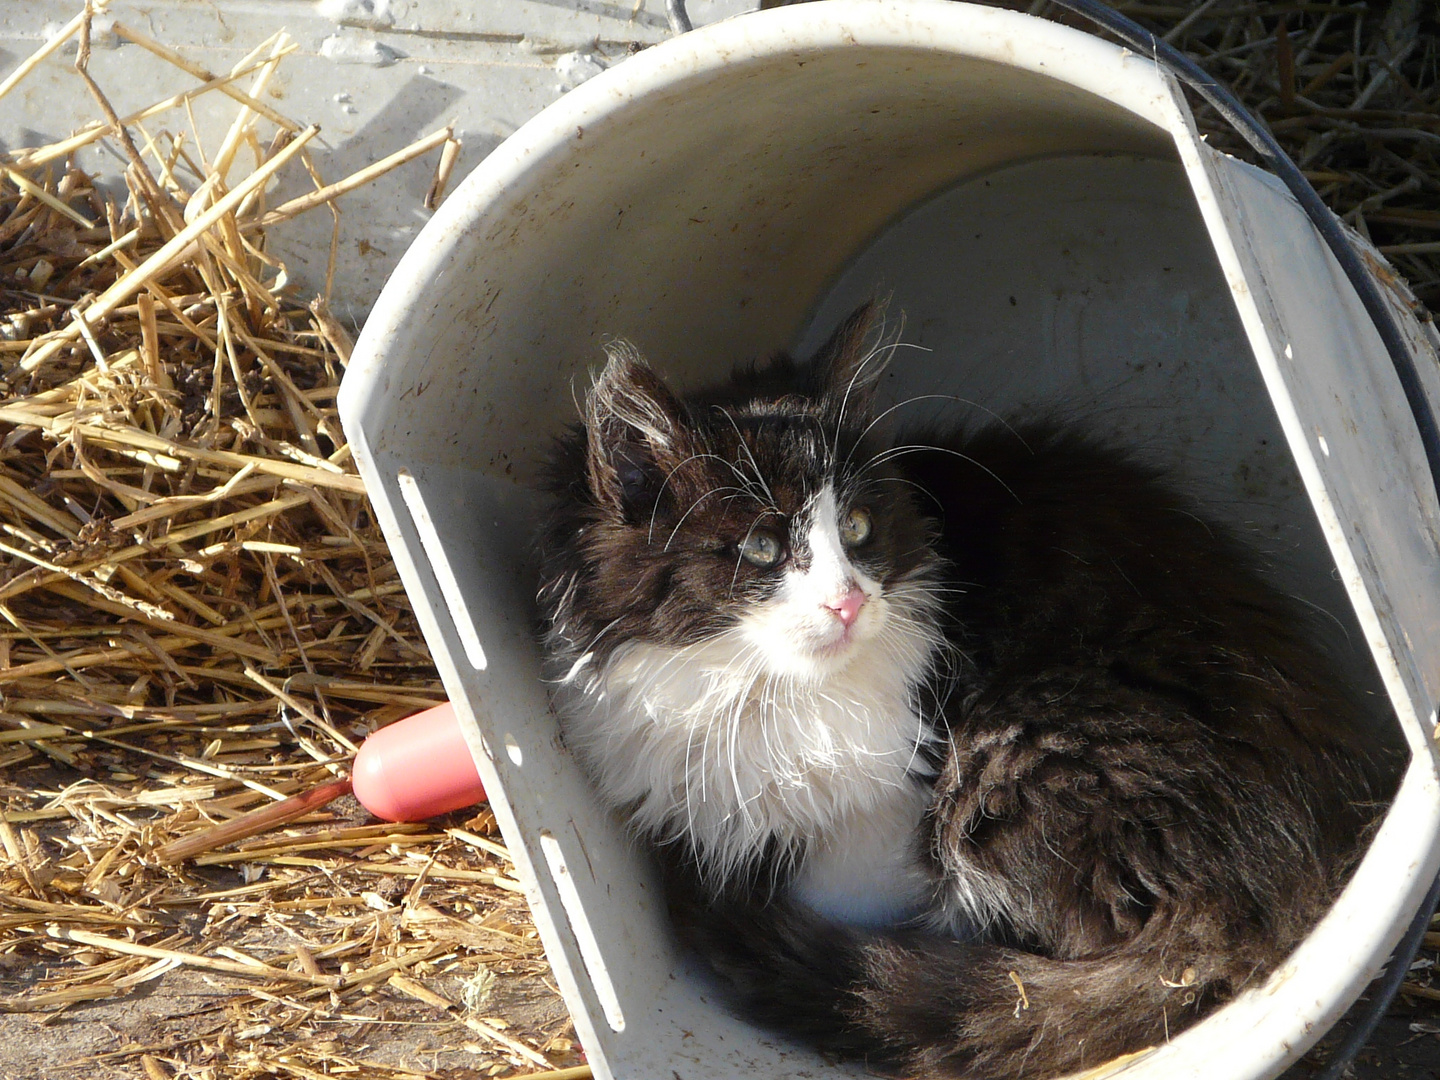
(351, 701, 487, 822)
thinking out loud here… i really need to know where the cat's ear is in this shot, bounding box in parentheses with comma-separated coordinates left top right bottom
(585, 342, 689, 513)
(812, 301, 891, 420)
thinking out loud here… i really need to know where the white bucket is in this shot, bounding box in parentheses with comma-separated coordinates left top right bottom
(337, 3, 1440, 1077)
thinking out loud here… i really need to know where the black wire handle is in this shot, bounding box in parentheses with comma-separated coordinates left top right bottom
(666, 0, 693, 34)
(661, 0, 1440, 1073)
(1313, 868, 1440, 1080)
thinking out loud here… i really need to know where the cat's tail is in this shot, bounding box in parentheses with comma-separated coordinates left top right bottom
(673, 888, 1247, 1079)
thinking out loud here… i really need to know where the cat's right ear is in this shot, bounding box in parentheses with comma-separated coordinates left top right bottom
(584, 342, 689, 514)
(813, 301, 890, 420)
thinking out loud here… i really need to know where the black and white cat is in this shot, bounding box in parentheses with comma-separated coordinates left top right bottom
(536, 305, 1397, 1078)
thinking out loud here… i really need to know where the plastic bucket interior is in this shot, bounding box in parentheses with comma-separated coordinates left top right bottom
(337, 3, 1440, 1077)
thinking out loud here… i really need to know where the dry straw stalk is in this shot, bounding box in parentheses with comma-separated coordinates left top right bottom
(0, 5, 571, 1078)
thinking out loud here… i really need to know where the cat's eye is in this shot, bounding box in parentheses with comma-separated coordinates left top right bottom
(840, 506, 873, 547)
(739, 529, 785, 568)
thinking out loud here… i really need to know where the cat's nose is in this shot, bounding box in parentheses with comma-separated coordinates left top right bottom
(825, 585, 867, 627)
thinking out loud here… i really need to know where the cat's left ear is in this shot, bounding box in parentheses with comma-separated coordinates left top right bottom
(584, 342, 690, 514)
(812, 301, 890, 420)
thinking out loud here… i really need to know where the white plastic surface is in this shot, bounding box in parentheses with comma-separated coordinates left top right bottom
(336, 3, 1440, 1078)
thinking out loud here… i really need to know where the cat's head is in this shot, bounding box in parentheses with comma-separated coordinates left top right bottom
(542, 304, 944, 684)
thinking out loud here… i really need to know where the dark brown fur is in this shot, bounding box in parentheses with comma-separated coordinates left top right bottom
(539, 306, 1400, 1078)
(674, 422, 1395, 1077)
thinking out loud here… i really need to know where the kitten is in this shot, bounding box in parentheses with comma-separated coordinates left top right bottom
(535, 305, 1397, 1078)
(538, 308, 948, 925)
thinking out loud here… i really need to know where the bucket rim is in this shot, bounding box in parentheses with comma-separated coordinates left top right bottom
(340, 0, 1180, 418)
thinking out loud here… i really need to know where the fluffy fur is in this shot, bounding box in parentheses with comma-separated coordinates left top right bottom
(539, 309, 950, 921)
(535, 304, 1399, 1078)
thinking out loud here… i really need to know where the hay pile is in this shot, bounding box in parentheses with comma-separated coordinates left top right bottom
(0, 6, 581, 1079)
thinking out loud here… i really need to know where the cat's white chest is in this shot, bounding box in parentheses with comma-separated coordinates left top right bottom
(562, 625, 939, 907)
(790, 778, 935, 925)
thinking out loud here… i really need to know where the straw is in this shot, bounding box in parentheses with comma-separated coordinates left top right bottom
(0, 7, 581, 1077)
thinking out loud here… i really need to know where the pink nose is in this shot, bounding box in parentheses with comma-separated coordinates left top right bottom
(825, 585, 867, 627)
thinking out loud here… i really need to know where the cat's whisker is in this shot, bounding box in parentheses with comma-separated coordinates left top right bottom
(714, 406, 778, 509)
(841, 393, 998, 475)
(893, 582, 970, 598)
(758, 684, 782, 784)
(860, 444, 1022, 504)
(727, 703, 751, 833)
(853, 473, 949, 519)
(830, 339, 892, 464)
(648, 451, 754, 543)
(828, 306, 911, 461)
(663, 483, 750, 552)
(564, 616, 628, 676)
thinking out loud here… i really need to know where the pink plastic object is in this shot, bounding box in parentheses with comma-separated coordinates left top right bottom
(351, 701, 487, 822)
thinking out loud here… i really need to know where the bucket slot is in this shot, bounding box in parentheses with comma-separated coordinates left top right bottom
(539, 828, 627, 1033)
(396, 468, 489, 671)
